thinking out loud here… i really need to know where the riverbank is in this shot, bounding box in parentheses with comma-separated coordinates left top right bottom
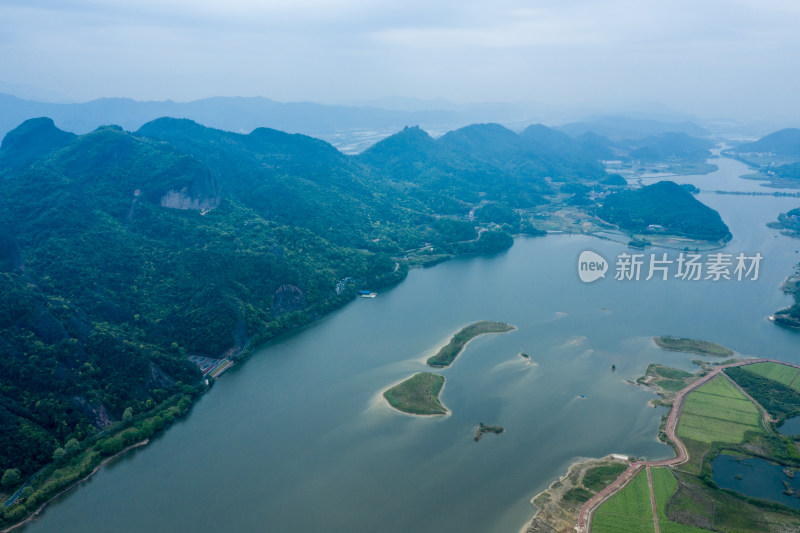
(1, 440, 149, 533)
(527, 358, 800, 533)
(0, 392, 196, 529)
(523, 455, 629, 533)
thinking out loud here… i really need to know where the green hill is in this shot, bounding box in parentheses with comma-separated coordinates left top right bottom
(596, 181, 731, 241)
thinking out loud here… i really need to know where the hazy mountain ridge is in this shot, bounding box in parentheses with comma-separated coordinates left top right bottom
(556, 116, 710, 142)
(625, 132, 715, 161)
(726, 128, 800, 157)
(0, 93, 463, 148)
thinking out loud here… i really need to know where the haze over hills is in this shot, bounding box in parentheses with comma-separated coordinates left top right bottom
(725, 128, 800, 158)
(625, 132, 715, 162)
(555, 116, 710, 142)
(0, 93, 722, 155)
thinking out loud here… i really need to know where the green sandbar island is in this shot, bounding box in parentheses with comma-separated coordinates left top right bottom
(426, 321, 516, 367)
(653, 335, 734, 357)
(383, 372, 448, 416)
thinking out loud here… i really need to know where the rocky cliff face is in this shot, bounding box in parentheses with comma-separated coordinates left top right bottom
(271, 284, 306, 316)
(158, 163, 220, 211)
(160, 187, 219, 211)
(71, 396, 114, 428)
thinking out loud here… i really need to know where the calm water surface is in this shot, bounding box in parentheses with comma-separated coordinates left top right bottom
(22, 158, 800, 532)
(712, 455, 800, 509)
(779, 416, 800, 436)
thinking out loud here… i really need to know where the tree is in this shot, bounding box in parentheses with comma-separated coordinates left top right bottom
(122, 407, 134, 422)
(65, 438, 81, 457)
(52, 447, 67, 466)
(2, 468, 21, 487)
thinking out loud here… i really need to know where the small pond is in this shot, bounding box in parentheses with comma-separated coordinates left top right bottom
(712, 455, 800, 509)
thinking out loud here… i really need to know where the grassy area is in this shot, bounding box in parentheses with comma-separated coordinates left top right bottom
(583, 463, 629, 492)
(592, 469, 654, 533)
(651, 468, 712, 533)
(677, 375, 763, 444)
(654, 336, 733, 357)
(739, 362, 800, 391)
(525, 456, 630, 533)
(727, 364, 800, 424)
(426, 321, 515, 367)
(638, 363, 701, 403)
(383, 373, 447, 415)
(652, 366, 694, 380)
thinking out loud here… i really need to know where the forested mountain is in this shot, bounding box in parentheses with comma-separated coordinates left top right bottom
(596, 181, 731, 241)
(0, 114, 735, 516)
(1, 117, 611, 486)
(359, 122, 606, 208)
(728, 128, 800, 157)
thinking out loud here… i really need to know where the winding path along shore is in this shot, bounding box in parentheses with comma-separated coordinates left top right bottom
(575, 358, 800, 533)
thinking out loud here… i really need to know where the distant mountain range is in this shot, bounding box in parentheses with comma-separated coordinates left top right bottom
(0, 94, 716, 154)
(556, 116, 710, 142)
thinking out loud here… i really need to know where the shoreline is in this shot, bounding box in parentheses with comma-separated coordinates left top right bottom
(1, 440, 150, 533)
(525, 357, 800, 533)
(520, 454, 629, 533)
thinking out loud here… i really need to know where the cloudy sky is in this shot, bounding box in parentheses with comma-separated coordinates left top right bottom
(1, 0, 798, 120)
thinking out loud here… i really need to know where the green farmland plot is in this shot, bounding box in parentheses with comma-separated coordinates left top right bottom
(651, 468, 712, 533)
(740, 362, 800, 390)
(592, 469, 654, 533)
(677, 375, 763, 444)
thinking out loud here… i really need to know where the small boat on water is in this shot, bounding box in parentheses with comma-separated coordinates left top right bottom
(359, 290, 377, 298)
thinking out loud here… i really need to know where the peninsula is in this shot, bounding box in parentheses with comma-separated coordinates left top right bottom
(653, 335, 734, 357)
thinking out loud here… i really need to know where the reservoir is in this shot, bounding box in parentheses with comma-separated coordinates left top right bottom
(20, 156, 800, 532)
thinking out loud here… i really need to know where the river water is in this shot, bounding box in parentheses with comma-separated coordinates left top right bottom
(20, 156, 800, 532)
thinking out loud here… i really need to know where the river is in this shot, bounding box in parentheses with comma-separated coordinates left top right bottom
(19, 155, 800, 532)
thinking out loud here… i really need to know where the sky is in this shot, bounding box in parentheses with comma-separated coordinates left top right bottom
(1, 0, 799, 122)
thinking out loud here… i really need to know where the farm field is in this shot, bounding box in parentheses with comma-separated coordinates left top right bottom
(592, 469, 654, 533)
(677, 375, 763, 444)
(740, 362, 800, 391)
(651, 468, 711, 533)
